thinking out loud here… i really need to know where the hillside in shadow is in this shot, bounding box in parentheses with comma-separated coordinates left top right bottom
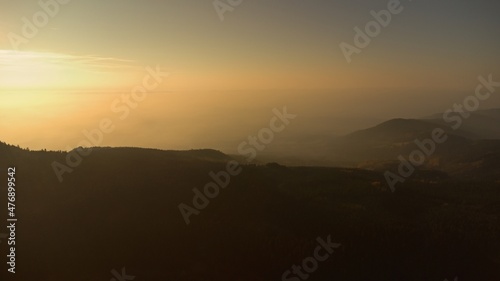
(262, 109, 500, 181)
(1, 141, 499, 280)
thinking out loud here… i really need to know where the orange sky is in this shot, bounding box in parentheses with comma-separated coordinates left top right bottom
(1, 0, 499, 151)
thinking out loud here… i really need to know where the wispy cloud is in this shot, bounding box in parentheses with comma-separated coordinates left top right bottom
(0, 50, 138, 71)
(0, 50, 143, 89)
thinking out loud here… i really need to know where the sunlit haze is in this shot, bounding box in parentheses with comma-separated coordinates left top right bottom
(1, 0, 499, 151)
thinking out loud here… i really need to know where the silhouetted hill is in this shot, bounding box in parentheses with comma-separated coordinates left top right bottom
(86, 146, 233, 163)
(424, 108, 500, 139)
(1, 140, 500, 280)
(329, 119, 465, 162)
(250, 109, 500, 170)
(347, 118, 447, 141)
(322, 109, 500, 179)
(0, 141, 22, 153)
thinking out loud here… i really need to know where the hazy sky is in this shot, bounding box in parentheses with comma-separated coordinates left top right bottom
(1, 0, 499, 150)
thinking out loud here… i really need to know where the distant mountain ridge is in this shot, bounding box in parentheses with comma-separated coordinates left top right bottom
(2, 108, 499, 181)
(326, 108, 500, 179)
(424, 108, 500, 140)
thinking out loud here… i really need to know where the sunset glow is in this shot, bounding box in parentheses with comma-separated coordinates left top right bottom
(0, 50, 141, 90)
(0, 0, 499, 151)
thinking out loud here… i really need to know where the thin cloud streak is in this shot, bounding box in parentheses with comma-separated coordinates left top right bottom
(0, 50, 143, 90)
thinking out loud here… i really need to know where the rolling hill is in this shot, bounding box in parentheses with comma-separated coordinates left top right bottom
(0, 139, 499, 280)
(323, 109, 500, 180)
